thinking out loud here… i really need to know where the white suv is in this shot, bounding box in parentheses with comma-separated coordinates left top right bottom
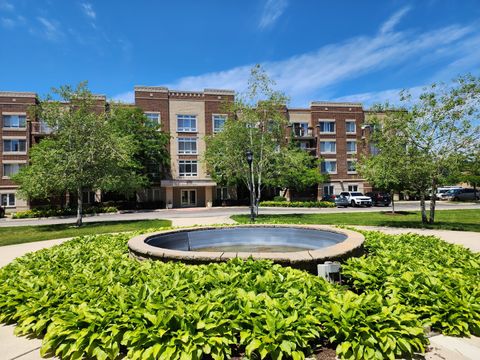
(340, 191, 373, 207)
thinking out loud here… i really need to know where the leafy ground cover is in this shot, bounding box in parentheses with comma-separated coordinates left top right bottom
(0, 228, 479, 359)
(232, 209, 480, 232)
(0, 219, 171, 246)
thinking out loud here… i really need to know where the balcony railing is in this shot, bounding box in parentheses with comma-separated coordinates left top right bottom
(292, 128, 314, 137)
(31, 121, 53, 134)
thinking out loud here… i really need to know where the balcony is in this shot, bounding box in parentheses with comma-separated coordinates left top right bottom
(31, 121, 53, 135)
(292, 127, 315, 138)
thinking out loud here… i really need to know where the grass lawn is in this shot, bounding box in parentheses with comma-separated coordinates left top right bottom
(232, 209, 480, 232)
(0, 219, 171, 247)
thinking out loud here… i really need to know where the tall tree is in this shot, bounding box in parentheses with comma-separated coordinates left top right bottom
(13, 83, 145, 226)
(108, 105, 170, 183)
(360, 75, 480, 224)
(204, 65, 321, 217)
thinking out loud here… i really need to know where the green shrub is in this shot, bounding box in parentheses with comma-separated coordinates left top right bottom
(273, 196, 287, 202)
(342, 231, 480, 337)
(260, 201, 335, 208)
(0, 231, 433, 360)
(12, 205, 118, 219)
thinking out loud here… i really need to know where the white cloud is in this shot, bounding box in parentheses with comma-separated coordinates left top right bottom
(0, 17, 14, 28)
(113, 8, 479, 106)
(36, 17, 63, 41)
(380, 6, 411, 34)
(334, 85, 426, 107)
(0, 0, 14, 11)
(259, 0, 288, 29)
(81, 2, 96, 20)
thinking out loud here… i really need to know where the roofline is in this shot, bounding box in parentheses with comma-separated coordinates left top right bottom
(134, 86, 169, 93)
(0, 91, 37, 98)
(310, 101, 363, 108)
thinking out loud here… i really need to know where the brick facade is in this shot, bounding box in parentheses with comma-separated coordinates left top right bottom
(0, 87, 372, 211)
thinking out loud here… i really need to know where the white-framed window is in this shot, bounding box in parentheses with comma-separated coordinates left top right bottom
(348, 185, 358, 192)
(3, 163, 25, 178)
(177, 115, 197, 132)
(179, 160, 198, 177)
(346, 140, 357, 153)
(178, 137, 197, 155)
(320, 141, 336, 153)
(321, 160, 337, 174)
(3, 115, 26, 128)
(145, 112, 161, 126)
(216, 187, 229, 200)
(346, 120, 356, 134)
(213, 115, 227, 133)
(1, 193, 15, 207)
(3, 139, 26, 152)
(347, 160, 357, 173)
(323, 185, 334, 196)
(292, 122, 309, 136)
(319, 120, 335, 133)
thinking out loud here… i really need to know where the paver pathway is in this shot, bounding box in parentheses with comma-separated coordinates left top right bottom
(1, 220, 479, 359)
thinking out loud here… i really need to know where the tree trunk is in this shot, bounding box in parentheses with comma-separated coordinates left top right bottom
(390, 190, 395, 214)
(420, 193, 427, 224)
(429, 180, 437, 224)
(76, 187, 83, 227)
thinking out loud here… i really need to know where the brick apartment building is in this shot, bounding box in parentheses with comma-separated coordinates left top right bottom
(0, 87, 371, 212)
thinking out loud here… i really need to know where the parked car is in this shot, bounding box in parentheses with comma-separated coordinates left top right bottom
(365, 192, 391, 206)
(321, 194, 337, 202)
(444, 188, 480, 201)
(436, 186, 463, 200)
(334, 195, 349, 208)
(339, 191, 372, 207)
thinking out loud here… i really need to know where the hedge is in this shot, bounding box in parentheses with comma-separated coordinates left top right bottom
(12, 206, 118, 219)
(260, 200, 335, 208)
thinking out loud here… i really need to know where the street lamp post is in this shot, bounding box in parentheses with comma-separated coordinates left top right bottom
(245, 150, 255, 222)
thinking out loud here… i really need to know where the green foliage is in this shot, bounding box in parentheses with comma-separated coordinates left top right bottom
(273, 196, 287, 202)
(0, 230, 443, 360)
(12, 206, 118, 219)
(260, 201, 335, 208)
(342, 231, 480, 337)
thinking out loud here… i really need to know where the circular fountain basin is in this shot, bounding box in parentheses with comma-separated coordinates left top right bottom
(128, 225, 364, 273)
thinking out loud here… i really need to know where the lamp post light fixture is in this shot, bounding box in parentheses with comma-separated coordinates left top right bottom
(245, 149, 255, 222)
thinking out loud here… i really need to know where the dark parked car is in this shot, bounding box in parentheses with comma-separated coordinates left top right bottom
(334, 195, 349, 208)
(365, 192, 392, 206)
(321, 194, 337, 202)
(444, 188, 480, 201)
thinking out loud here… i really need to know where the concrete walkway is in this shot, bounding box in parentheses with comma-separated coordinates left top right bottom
(1, 220, 479, 359)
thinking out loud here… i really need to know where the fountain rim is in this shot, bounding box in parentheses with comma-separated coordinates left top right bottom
(128, 224, 364, 263)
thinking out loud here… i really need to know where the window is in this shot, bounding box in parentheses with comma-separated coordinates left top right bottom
(323, 185, 334, 195)
(145, 112, 160, 126)
(321, 160, 337, 174)
(346, 120, 356, 133)
(1, 193, 15, 207)
(293, 122, 309, 136)
(3, 163, 24, 178)
(216, 187, 229, 200)
(347, 160, 357, 173)
(320, 141, 336, 153)
(319, 121, 335, 133)
(178, 138, 197, 154)
(177, 115, 197, 132)
(179, 160, 198, 177)
(213, 115, 227, 133)
(369, 143, 380, 156)
(346, 140, 357, 153)
(348, 185, 358, 192)
(3, 115, 26, 128)
(3, 139, 26, 152)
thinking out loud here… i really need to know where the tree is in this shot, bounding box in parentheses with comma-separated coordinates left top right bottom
(108, 105, 170, 183)
(270, 144, 326, 198)
(357, 113, 409, 214)
(204, 65, 321, 217)
(460, 150, 480, 198)
(13, 83, 146, 226)
(361, 75, 480, 224)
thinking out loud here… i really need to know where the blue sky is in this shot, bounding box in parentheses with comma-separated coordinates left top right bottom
(1, 0, 479, 107)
